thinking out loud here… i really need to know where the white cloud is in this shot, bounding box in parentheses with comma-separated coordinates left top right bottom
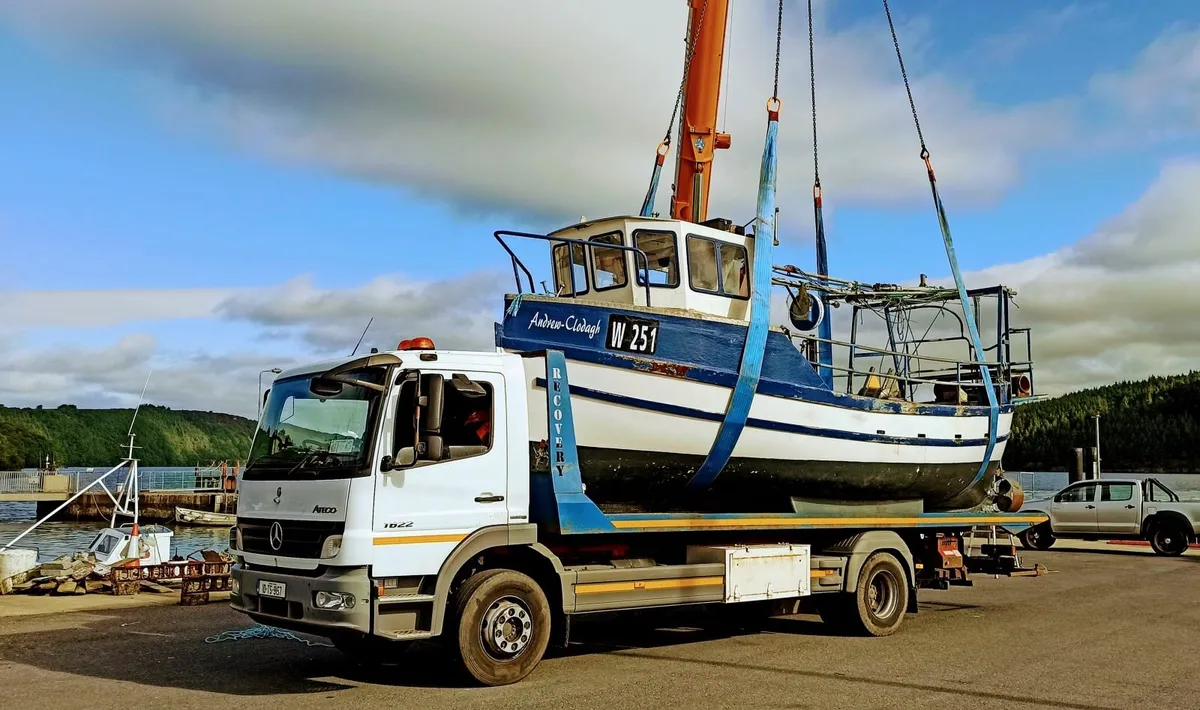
(215, 271, 507, 352)
(0, 287, 230, 328)
(963, 161, 1200, 394)
(1090, 27, 1200, 136)
(0, 0, 1071, 224)
(0, 270, 508, 416)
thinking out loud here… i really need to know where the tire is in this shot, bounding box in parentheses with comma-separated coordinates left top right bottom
(817, 552, 908, 637)
(450, 569, 552, 686)
(1149, 523, 1189, 557)
(1020, 523, 1056, 551)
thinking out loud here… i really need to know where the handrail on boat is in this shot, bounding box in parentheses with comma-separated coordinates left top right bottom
(781, 328, 1032, 403)
(494, 230, 654, 306)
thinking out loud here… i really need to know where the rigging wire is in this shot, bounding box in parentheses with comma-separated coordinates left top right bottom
(773, 0, 783, 99)
(719, 0, 734, 133)
(808, 0, 820, 188)
(640, 0, 710, 217)
(882, 0, 928, 159)
(665, 0, 710, 147)
(882, 0, 999, 484)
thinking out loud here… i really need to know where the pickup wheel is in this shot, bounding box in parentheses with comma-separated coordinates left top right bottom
(1149, 522, 1189, 556)
(1019, 523, 1056, 550)
(817, 552, 907, 637)
(450, 569, 551, 686)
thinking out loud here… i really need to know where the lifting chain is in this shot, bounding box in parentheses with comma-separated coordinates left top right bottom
(662, 0, 711, 147)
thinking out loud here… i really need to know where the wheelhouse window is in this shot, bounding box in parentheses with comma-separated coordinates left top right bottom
(686, 234, 749, 299)
(553, 242, 589, 296)
(590, 231, 627, 291)
(633, 230, 679, 287)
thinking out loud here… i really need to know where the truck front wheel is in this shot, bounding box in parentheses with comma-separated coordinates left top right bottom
(817, 551, 907, 637)
(1149, 522, 1189, 556)
(451, 569, 551, 686)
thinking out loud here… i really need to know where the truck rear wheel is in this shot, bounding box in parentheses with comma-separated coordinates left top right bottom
(451, 569, 551, 686)
(817, 551, 907, 637)
(1019, 523, 1056, 551)
(1149, 522, 1189, 556)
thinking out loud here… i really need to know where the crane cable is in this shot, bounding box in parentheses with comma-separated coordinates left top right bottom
(808, 0, 833, 386)
(687, 0, 784, 493)
(640, 0, 710, 217)
(882, 0, 999, 489)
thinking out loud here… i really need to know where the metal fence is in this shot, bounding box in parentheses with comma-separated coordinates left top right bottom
(0, 467, 227, 495)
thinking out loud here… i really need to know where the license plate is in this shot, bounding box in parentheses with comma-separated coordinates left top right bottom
(606, 314, 659, 355)
(257, 580, 286, 598)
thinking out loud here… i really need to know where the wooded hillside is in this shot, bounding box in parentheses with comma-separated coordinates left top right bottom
(1004, 372, 1200, 472)
(0, 404, 256, 469)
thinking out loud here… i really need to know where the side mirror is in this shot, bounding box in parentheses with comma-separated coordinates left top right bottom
(380, 447, 416, 472)
(310, 377, 343, 397)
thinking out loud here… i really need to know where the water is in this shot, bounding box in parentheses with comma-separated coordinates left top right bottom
(1012, 471, 1200, 500)
(0, 502, 230, 562)
(4, 471, 1199, 562)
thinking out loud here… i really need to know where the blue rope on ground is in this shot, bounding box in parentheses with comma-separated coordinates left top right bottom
(205, 624, 333, 647)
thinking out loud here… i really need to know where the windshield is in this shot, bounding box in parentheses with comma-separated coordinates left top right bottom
(245, 367, 387, 480)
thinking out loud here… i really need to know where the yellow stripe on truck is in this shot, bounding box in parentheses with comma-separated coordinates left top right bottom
(610, 514, 1047, 531)
(575, 576, 725, 595)
(373, 533, 467, 546)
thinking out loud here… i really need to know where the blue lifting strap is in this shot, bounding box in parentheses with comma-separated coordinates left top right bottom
(639, 142, 670, 217)
(930, 181, 999, 487)
(687, 100, 780, 493)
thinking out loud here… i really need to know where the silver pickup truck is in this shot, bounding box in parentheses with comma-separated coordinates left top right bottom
(1019, 478, 1199, 556)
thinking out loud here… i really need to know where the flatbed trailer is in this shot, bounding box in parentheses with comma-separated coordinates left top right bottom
(230, 349, 1046, 686)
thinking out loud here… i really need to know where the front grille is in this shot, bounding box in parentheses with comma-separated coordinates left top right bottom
(238, 517, 345, 558)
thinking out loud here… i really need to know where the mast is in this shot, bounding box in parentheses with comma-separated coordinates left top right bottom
(671, 0, 731, 225)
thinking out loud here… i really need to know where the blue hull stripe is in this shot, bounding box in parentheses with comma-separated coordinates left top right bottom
(507, 335, 1015, 419)
(533, 378, 1009, 449)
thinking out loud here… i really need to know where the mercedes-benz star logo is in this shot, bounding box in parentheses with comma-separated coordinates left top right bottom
(269, 521, 283, 551)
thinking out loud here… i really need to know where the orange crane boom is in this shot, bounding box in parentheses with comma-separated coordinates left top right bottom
(671, 0, 731, 224)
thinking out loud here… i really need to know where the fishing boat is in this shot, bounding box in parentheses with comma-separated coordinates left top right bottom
(492, 0, 1036, 514)
(174, 506, 236, 527)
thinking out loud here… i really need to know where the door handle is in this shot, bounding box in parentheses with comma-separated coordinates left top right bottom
(475, 494, 505, 503)
(1124, 504, 1136, 509)
(1085, 505, 1096, 509)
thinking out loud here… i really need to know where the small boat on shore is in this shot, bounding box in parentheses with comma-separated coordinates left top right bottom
(174, 507, 236, 527)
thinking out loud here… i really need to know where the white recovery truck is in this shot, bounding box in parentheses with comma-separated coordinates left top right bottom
(229, 343, 1046, 686)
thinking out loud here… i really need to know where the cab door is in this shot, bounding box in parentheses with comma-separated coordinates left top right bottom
(1094, 482, 1140, 535)
(1050, 482, 1098, 533)
(370, 368, 509, 575)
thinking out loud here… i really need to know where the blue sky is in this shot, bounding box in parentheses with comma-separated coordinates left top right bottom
(1, 0, 1199, 414)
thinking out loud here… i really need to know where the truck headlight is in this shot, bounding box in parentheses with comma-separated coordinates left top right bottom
(314, 591, 356, 610)
(320, 535, 343, 559)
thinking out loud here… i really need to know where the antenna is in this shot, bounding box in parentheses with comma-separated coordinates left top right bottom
(350, 317, 374, 356)
(127, 369, 153, 437)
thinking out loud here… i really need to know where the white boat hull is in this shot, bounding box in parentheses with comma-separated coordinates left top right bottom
(519, 356, 1010, 512)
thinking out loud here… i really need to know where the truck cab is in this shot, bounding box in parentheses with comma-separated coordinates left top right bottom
(1019, 478, 1199, 556)
(230, 344, 532, 643)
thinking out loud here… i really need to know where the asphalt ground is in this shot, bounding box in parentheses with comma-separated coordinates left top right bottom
(1, 540, 1196, 710)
